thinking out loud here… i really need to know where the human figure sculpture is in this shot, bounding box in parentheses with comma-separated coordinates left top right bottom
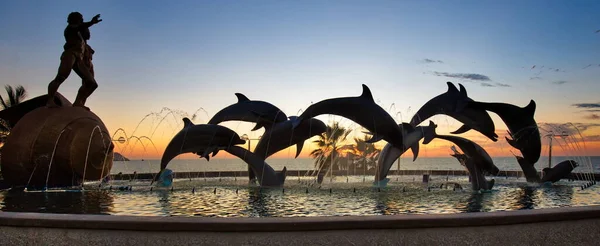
(47, 12, 102, 110)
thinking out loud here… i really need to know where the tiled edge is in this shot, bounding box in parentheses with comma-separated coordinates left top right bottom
(0, 206, 599, 232)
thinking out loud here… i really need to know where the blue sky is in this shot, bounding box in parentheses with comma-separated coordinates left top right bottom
(1, 0, 599, 157)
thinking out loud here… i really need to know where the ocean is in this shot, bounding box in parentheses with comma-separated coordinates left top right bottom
(110, 156, 600, 175)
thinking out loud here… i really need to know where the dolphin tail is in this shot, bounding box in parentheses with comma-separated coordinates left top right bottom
(277, 166, 287, 185)
(410, 142, 419, 161)
(295, 141, 304, 158)
(250, 122, 263, 131)
(365, 134, 384, 143)
(450, 124, 472, 135)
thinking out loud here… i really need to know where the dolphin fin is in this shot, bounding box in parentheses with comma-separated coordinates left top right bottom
(446, 82, 459, 94)
(365, 134, 384, 143)
(410, 141, 419, 161)
(182, 118, 194, 128)
(524, 100, 536, 117)
(295, 141, 304, 158)
(450, 124, 472, 135)
(458, 83, 468, 97)
(422, 121, 438, 144)
(205, 155, 210, 161)
(362, 131, 374, 135)
(360, 84, 375, 102)
(235, 93, 250, 102)
(251, 122, 263, 131)
(212, 149, 220, 157)
(505, 136, 520, 149)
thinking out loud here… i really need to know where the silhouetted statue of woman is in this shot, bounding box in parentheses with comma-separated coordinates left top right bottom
(47, 12, 102, 110)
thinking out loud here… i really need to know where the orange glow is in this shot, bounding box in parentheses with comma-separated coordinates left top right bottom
(108, 114, 600, 160)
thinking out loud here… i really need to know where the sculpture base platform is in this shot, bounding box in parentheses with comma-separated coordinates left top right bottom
(1, 106, 114, 189)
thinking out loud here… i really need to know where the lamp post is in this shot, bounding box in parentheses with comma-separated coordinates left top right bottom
(545, 132, 569, 169)
(241, 134, 262, 183)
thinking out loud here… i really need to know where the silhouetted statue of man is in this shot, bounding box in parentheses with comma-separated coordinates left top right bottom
(47, 12, 102, 110)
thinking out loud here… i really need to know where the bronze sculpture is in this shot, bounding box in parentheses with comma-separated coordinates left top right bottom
(46, 12, 102, 110)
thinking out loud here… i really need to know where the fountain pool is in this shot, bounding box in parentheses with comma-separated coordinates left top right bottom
(2, 175, 599, 217)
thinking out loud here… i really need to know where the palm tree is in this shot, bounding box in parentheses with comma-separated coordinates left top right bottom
(0, 85, 27, 153)
(309, 121, 353, 183)
(347, 135, 382, 175)
(0, 85, 27, 110)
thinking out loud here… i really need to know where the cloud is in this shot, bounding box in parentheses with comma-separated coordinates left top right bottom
(584, 114, 600, 120)
(422, 58, 443, 64)
(478, 82, 511, 87)
(430, 71, 491, 81)
(552, 80, 568, 85)
(480, 82, 494, 87)
(529, 77, 542, 80)
(495, 83, 511, 87)
(572, 103, 600, 109)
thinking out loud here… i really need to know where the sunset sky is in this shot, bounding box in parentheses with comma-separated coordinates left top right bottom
(1, 1, 599, 160)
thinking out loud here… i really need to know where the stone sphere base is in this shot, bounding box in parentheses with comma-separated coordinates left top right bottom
(1, 106, 114, 188)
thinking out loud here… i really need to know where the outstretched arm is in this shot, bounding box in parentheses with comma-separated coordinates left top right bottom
(78, 14, 102, 29)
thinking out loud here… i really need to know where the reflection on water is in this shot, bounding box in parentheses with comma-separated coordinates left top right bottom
(0, 176, 598, 217)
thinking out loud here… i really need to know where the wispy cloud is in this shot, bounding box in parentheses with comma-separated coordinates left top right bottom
(572, 103, 600, 109)
(422, 58, 443, 64)
(430, 71, 491, 81)
(479, 82, 511, 87)
(480, 82, 494, 87)
(529, 77, 542, 80)
(495, 83, 511, 87)
(552, 80, 568, 85)
(585, 114, 600, 120)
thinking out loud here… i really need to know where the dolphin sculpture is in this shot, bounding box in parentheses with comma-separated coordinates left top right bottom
(515, 156, 541, 183)
(225, 146, 287, 187)
(423, 122, 500, 176)
(374, 121, 437, 186)
(207, 93, 288, 131)
(153, 118, 246, 183)
(541, 160, 578, 183)
(292, 84, 407, 150)
(409, 82, 498, 142)
(450, 151, 495, 191)
(254, 116, 327, 159)
(467, 100, 541, 164)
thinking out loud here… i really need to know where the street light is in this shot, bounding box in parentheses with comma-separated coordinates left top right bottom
(545, 132, 569, 169)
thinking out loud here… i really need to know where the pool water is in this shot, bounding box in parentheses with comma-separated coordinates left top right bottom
(1, 175, 598, 217)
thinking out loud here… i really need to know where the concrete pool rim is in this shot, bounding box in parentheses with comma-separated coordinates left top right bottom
(0, 205, 599, 232)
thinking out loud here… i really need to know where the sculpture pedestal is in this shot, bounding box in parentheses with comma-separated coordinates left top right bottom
(1, 106, 114, 189)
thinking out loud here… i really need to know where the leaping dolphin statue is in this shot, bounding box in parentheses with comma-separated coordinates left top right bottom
(409, 82, 498, 142)
(541, 160, 578, 183)
(254, 116, 327, 159)
(207, 93, 288, 131)
(153, 118, 246, 183)
(467, 100, 541, 164)
(515, 156, 541, 183)
(450, 151, 495, 191)
(292, 84, 406, 150)
(226, 146, 287, 187)
(423, 122, 500, 176)
(374, 121, 437, 186)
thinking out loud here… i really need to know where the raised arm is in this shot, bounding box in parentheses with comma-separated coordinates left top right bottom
(78, 14, 102, 29)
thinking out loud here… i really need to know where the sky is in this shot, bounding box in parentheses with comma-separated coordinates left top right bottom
(0, 0, 599, 160)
